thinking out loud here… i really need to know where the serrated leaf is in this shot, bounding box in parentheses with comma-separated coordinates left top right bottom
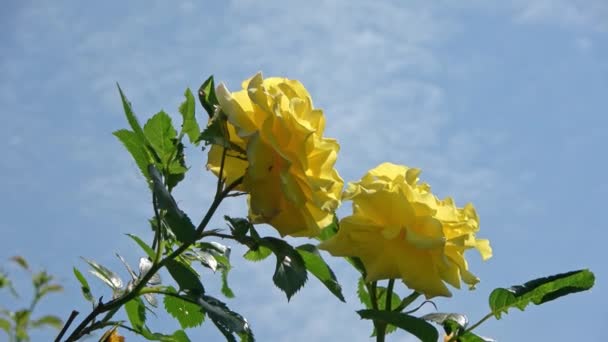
(179, 88, 200, 144)
(489, 269, 595, 319)
(31, 315, 62, 329)
(117, 84, 146, 142)
(81, 257, 123, 290)
(125, 298, 146, 331)
(114, 129, 152, 181)
(166, 259, 204, 294)
(166, 141, 187, 191)
(73, 267, 94, 304)
(198, 115, 228, 147)
(144, 111, 178, 165)
(149, 165, 196, 242)
(357, 310, 439, 342)
(197, 295, 250, 336)
(296, 244, 344, 302)
(357, 277, 372, 308)
(376, 287, 401, 311)
(127, 234, 155, 259)
(163, 293, 204, 329)
(198, 76, 218, 118)
(243, 246, 272, 262)
(260, 237, 307, 301)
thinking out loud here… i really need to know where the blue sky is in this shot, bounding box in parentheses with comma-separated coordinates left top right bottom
(1, 1, 606, 341)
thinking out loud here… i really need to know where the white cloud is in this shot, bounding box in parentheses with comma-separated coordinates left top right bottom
(513, 0, 608, 31)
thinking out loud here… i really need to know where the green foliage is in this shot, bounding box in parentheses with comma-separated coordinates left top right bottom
(149, 165, 196, 243)
(0, 257, 63, 341)
(260, 237, 308, 301)
(224, 216, 252, 240)
(317, 217, 339, 241)
(128, 233, 155, 258)
(117, 84, 147, 142)
(489, 269, 595, 319)
(125, 298, 147, 331)
(163, 289, 205, 329)
(144, 111, 178, 164)
(242, 246, 272, 262)
(357, 310, 438, 342)
(81, 257, 122, 292)
(197, 295, 253, 342)
(198, 76, 219, 118)
(295, 244, 345, 302)
(114, 129, 152, 181)
(179, 88, 201, 144)
(166, 259, 205, 294)
(30, 315, 62, 329)
(72, 267, 94, 304)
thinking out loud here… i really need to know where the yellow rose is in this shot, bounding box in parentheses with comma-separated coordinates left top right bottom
(207, 73, 344, 237)
(319, 162, 492, 298)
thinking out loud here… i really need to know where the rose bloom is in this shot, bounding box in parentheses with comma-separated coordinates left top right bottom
(319, 163, 492, 298)
(207, 73, 343, 237)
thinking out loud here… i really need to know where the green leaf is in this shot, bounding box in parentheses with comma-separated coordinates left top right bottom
(166, 259, 204, 294)
(127, 234, 155, 259)
(179, 88, 200, 144)
(489, 269, 595, 319)
(31, 315, 62, 329)
(376, 287, 401, 311)
(163, 292, 204, 329)
(125, 298, 146, 331)
(0, 318, 10, 333)
(296, 244, 345, 302)
(198, 114, 227, 146)
(166, 141, 187, 191)
(168, 330, 191, 342)
(117, 84, 146, 142)
(114, 129, 152, 181)
(220, 268, 235, 299)
(224, 216, 251, 240)
(317, 217, 338, 241)
(243, 246, 272, 262)
(347, 256, 367, 276)
(81, 257, 123, 291)
(198, 76, 219, 118)
(149, 165, 196, 243)
(260, 237, 307, 301)
(139, 327, 192, 342)
(357, 310, 438, 342)
(39, 284, 63, 297)
(14, 310, 30, 340)
(458, 332, 496, 342)
(198, 295, 251, 338)
(357, 277, 371, 308)
(72, 267, 94, 304)
(143, 111, 178, 164)
(11, 256, 29, 270)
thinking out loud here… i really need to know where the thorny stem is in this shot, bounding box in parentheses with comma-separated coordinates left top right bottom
(60, 175, 244, 341)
